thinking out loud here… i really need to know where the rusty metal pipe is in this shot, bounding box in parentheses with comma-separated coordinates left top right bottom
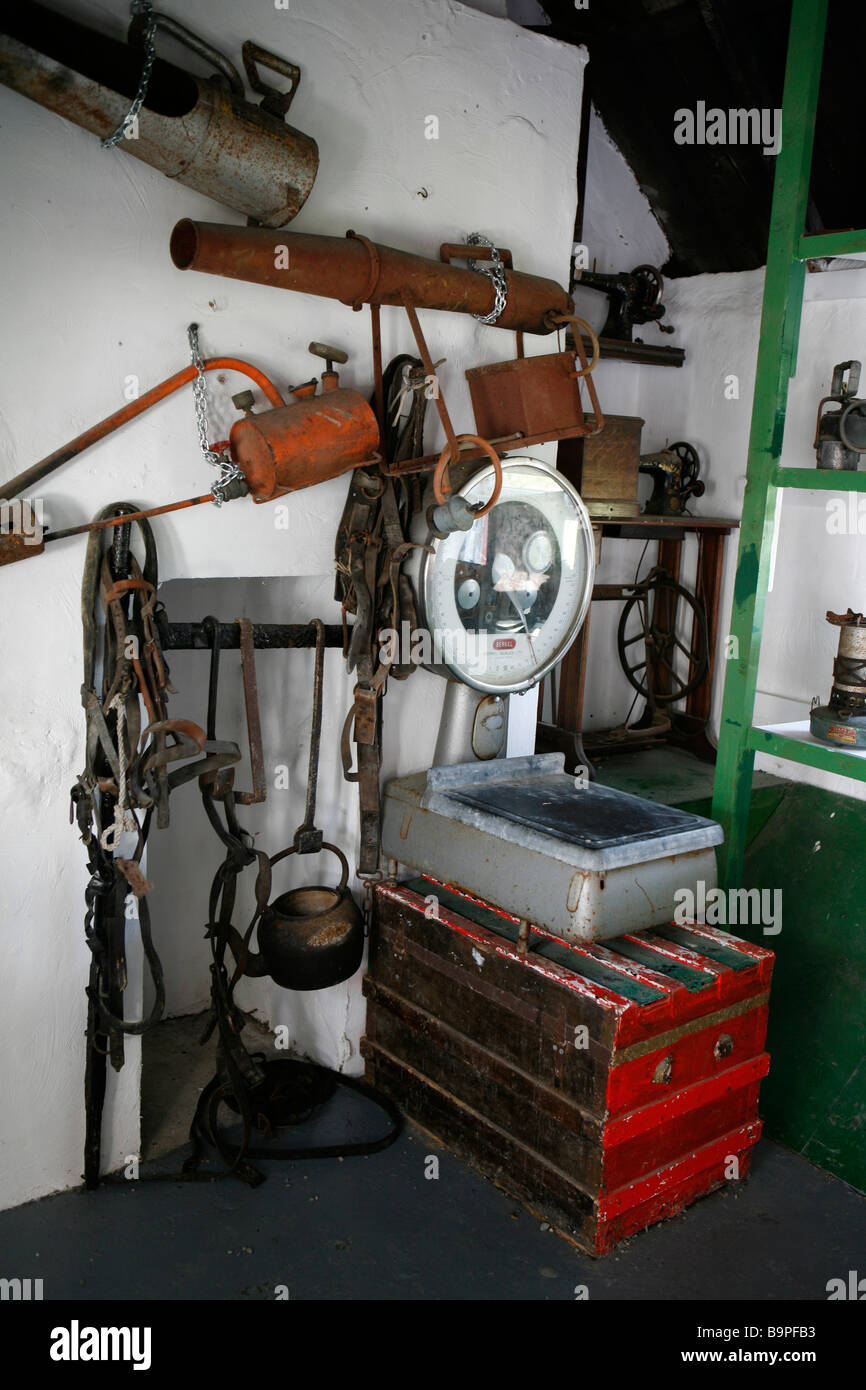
(2, 358, 285, 501)
(170, 221, 573, 335)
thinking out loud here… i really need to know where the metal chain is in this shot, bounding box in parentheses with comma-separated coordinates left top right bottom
(466, 233, 508, 325)
(101, 1, 158, 148)
(187, 324, 245, 506)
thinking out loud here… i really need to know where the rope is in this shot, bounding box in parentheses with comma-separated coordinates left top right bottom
(99, 695, 139, 850)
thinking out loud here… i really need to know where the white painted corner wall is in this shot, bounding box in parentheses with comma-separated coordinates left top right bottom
(0, 0, 584, 1209)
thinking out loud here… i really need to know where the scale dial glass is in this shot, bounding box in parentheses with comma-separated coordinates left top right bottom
(420, 456, 595, 693)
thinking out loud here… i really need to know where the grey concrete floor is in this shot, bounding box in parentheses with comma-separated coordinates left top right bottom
(1, 1010, 865, 1301)
(141, 1012, 278, 1161)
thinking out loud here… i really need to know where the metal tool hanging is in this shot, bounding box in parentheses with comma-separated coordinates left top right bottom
(0, 1, 319, 226)
(184, 617, 397, 1188)
(229, 342, 380, 503)
(170, 220, 575, 334)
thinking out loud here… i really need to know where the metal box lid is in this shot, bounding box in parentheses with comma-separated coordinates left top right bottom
(416, 753, 723, 870)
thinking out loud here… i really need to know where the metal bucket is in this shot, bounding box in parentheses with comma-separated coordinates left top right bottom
(257, 844, 364, 991)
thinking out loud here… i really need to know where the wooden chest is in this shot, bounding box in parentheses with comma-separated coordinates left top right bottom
(362, 878, 774, 1256)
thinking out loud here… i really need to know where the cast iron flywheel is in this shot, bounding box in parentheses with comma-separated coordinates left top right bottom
(617, 571, 709, 704)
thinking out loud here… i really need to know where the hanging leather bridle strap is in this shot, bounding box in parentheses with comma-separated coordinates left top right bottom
(74, 504, 242, 1186)
(334, 359, 429, 874)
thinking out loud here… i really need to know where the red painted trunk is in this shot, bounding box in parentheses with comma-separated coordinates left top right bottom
(363, 878, 774, 1256)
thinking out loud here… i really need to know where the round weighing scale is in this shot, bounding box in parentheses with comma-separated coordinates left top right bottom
(409, 455, 595, 688)
(403, 454, 596, 763)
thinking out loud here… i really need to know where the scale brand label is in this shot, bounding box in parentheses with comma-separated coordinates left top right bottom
(493, 637, 516, 651)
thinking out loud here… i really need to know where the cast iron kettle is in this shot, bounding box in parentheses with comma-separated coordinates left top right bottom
(251, 618, 364, 991)
(258, 840, 363, 990)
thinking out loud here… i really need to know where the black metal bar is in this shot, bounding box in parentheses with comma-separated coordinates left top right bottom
(569, 333, 686, 368)
(163, 622, 346, 650)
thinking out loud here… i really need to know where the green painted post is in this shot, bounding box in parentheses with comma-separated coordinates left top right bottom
(711, 0, 829, 888)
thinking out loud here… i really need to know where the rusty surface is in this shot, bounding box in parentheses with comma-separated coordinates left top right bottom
(258, 868, 363, 991)
(115, 858, 154, 899)
(439, 242, 513, 269)
(211, 618, 266, 806)
(369, 304, 386, 436)
(0, 530, 44, 566)
(400, 296, 459, 453)
(467, 348, 602, 442)
(0, 6, 318, 227)
(170, 220, 573, 336)
(432, 434, 502, 514)
(237, 618, 265, 805)
(2, 489, 257, 568)
(230, 387, 380, 502)
(48, 493, 219, 543)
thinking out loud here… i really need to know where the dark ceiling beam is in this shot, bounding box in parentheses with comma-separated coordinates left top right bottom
(529, 0, 866, 275)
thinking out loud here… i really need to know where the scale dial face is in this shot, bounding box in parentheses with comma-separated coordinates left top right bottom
(420, 456, 595, 693)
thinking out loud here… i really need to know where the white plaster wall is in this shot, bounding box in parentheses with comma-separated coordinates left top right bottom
(0, 0, 584, 1208)
(570, 110, 675, 732)
(580, 107, 670, 279)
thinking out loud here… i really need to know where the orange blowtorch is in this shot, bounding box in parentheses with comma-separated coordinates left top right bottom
(0, 339, 380, 567)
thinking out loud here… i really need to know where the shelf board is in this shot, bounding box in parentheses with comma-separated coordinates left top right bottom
(569, 334, 686, 368)
(775, 467, 866, 491)
(598, 515, 738, 538)
(797, 229, 866, 261)
(748, 720, 866, 782)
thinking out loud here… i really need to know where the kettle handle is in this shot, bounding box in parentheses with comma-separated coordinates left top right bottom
(269, 841, 350, 894)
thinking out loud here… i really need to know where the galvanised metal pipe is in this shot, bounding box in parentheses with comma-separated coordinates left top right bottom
(170, 221, 574, 335)
(0, 4, 318, 227)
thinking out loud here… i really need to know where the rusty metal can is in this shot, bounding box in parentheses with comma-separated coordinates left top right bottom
(467, 351, 590, 439)
(230, 388, 380, 502)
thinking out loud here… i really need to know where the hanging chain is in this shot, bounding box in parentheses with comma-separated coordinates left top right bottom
(188, 324, 223, 466)
(187, 324, 245, 506)
(466, 233, 508, 326)
(101, 1, 158, 148)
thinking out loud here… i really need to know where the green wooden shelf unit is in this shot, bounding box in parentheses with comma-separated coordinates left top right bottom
(711, 0, 866, 889)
